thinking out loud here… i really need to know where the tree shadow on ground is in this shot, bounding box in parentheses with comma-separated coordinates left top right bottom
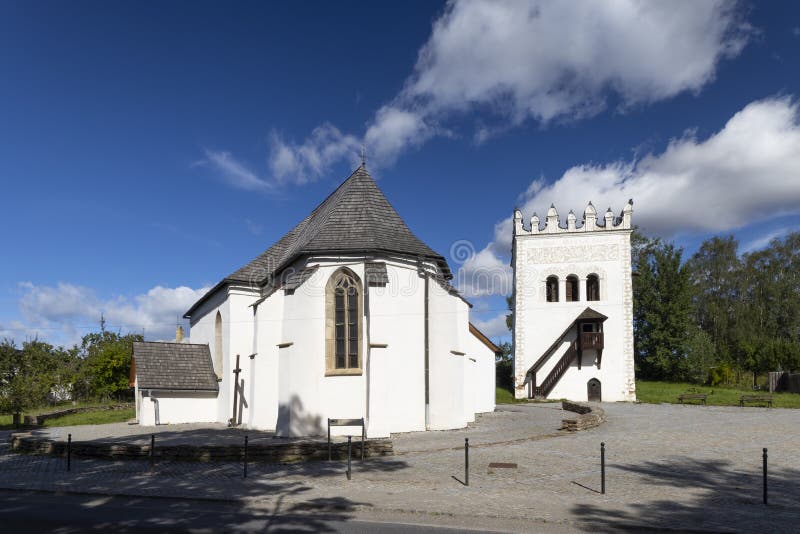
(571, 457, 800, 532)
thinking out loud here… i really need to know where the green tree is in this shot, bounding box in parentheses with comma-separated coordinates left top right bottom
(686, 236, 742, 365)
(79, 330, 142, 400)
(633, 234, 693, 380)
(0, 338, 56, 419)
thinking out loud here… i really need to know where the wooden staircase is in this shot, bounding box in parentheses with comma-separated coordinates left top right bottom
(526, 307, 607, 399)
(532, 341, 578, 398)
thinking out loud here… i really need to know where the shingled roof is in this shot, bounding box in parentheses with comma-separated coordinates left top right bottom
(132, 342, 219, 392)
(186, 165, 451, 317)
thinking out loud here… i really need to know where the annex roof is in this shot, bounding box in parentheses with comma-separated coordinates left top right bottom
(186, 165, 451, 317)
(131, 342, 219, 392)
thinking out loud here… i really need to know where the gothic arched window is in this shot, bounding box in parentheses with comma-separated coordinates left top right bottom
(566, 275, 579, 302)
(587, 274, 600, 301)
(214, 311, 223, 378)
(325, 268, 363, 375)
(546, 276, 559, 303)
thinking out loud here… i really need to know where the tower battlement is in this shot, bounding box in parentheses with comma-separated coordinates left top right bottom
(514, 199, 633, 235)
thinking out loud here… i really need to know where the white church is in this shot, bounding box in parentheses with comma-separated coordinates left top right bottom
(511, 202, 637, 402)
(131, 165, 500, 437)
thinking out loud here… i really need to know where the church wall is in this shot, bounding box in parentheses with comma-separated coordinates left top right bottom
(277, 264, 366, 437)
(366, 262, 426, 437)
(513, 211, 636, 402)
(465, 332, 497, 414)
(249, 290, 283, 430)
(428, 279, 469, 430)
(225, 290, 258, 425)
(187, 288, 229, 422)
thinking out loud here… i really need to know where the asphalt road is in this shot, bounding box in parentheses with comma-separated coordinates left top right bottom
(0, 490, 511, 533)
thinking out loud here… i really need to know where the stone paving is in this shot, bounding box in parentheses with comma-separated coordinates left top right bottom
(2, 402, 799, 532)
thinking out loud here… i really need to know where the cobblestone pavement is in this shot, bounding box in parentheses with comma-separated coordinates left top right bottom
(2, 403, 798, 532)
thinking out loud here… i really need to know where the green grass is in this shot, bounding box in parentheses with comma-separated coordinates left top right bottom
(636, 380, 800, 408)
(496, 386, 522, 404)
(0, 402, 134, 429)
(41, 407, 134, 427)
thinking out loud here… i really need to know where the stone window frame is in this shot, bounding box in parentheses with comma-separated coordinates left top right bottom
(325, 267, 363, 376)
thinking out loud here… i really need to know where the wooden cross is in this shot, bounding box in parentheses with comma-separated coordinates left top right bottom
(230, 354, 241, 426)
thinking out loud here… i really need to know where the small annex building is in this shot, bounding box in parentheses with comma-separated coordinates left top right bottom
(131, 341, 218, 425)
(131, 165, 499, 437)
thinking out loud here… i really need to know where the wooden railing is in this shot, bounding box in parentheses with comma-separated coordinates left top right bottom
(533, 341, 577, 398)
(581, 332, 604, 351)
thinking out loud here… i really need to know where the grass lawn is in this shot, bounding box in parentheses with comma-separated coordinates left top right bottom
(636, 380, 800, 408)
(41, 407, 134, 427)
(0, 402, 134, 429)
(496, 386, 521, 404)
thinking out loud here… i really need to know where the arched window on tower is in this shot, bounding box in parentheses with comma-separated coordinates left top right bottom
(214, 311, 223, 378)
(546, 276, 559, 303)
(566, 275, 579, 302)
(587, 274, 600, 301)
(325, 268, 363, 375)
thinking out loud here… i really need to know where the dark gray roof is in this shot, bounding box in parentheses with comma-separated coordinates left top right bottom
(576, 308, 608, 322)
(186, 165, 451, 317)
(132, 342, 219, 392)
(283, 265, 319, 291)
(365, 262, 389, 286)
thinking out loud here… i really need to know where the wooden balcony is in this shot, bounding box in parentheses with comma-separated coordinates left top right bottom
(581, 332, 604, 351)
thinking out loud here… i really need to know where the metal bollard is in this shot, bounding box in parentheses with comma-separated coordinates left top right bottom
(150, 434, 155, 469)
(601, 442, 606, 495)
(346, 436, 352, 481)
(67, 434, 71, 472)
(243, 435, 249, 479)
(465, 438, 470, 487)
(763, 448, 768, 505)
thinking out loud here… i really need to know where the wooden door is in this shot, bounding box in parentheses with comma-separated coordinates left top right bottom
(587, 378, 601, 402)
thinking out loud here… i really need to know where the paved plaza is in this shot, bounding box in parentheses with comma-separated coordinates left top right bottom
(2, 402, 798, 532)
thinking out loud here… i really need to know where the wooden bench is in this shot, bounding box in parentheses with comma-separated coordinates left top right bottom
(739, 395, 773, 408)
(677, 393, 707, 405)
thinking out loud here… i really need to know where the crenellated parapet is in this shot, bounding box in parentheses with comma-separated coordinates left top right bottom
(514, 199, 633, 236)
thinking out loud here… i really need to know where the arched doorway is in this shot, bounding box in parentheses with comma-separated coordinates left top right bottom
(587, 378, 601, 402)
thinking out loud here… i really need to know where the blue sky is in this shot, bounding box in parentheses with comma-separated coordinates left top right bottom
(1, 1, 799, 346)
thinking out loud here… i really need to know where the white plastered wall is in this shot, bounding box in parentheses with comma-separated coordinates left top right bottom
(465, 332, 497, 414)
(366, 262, 426, 437)
(137, 390, 218, 426)
(428, 279, 469, 430)
(513, 225, 636, 402)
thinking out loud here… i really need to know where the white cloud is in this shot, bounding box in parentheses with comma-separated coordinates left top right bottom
(202, 149, 273, 192)
(741, 227, 794, 254)
(14, 282, 210, 346)
(462, 96, 800, 295)
(406, 0, 748, 124)
(263, 0, 748, 180)
(472, 312, 510, 339)
(268, 123, 362, 185)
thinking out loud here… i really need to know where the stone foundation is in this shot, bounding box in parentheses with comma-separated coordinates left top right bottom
(560, 401, 605, 431)
(9, 432, 393, 463)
